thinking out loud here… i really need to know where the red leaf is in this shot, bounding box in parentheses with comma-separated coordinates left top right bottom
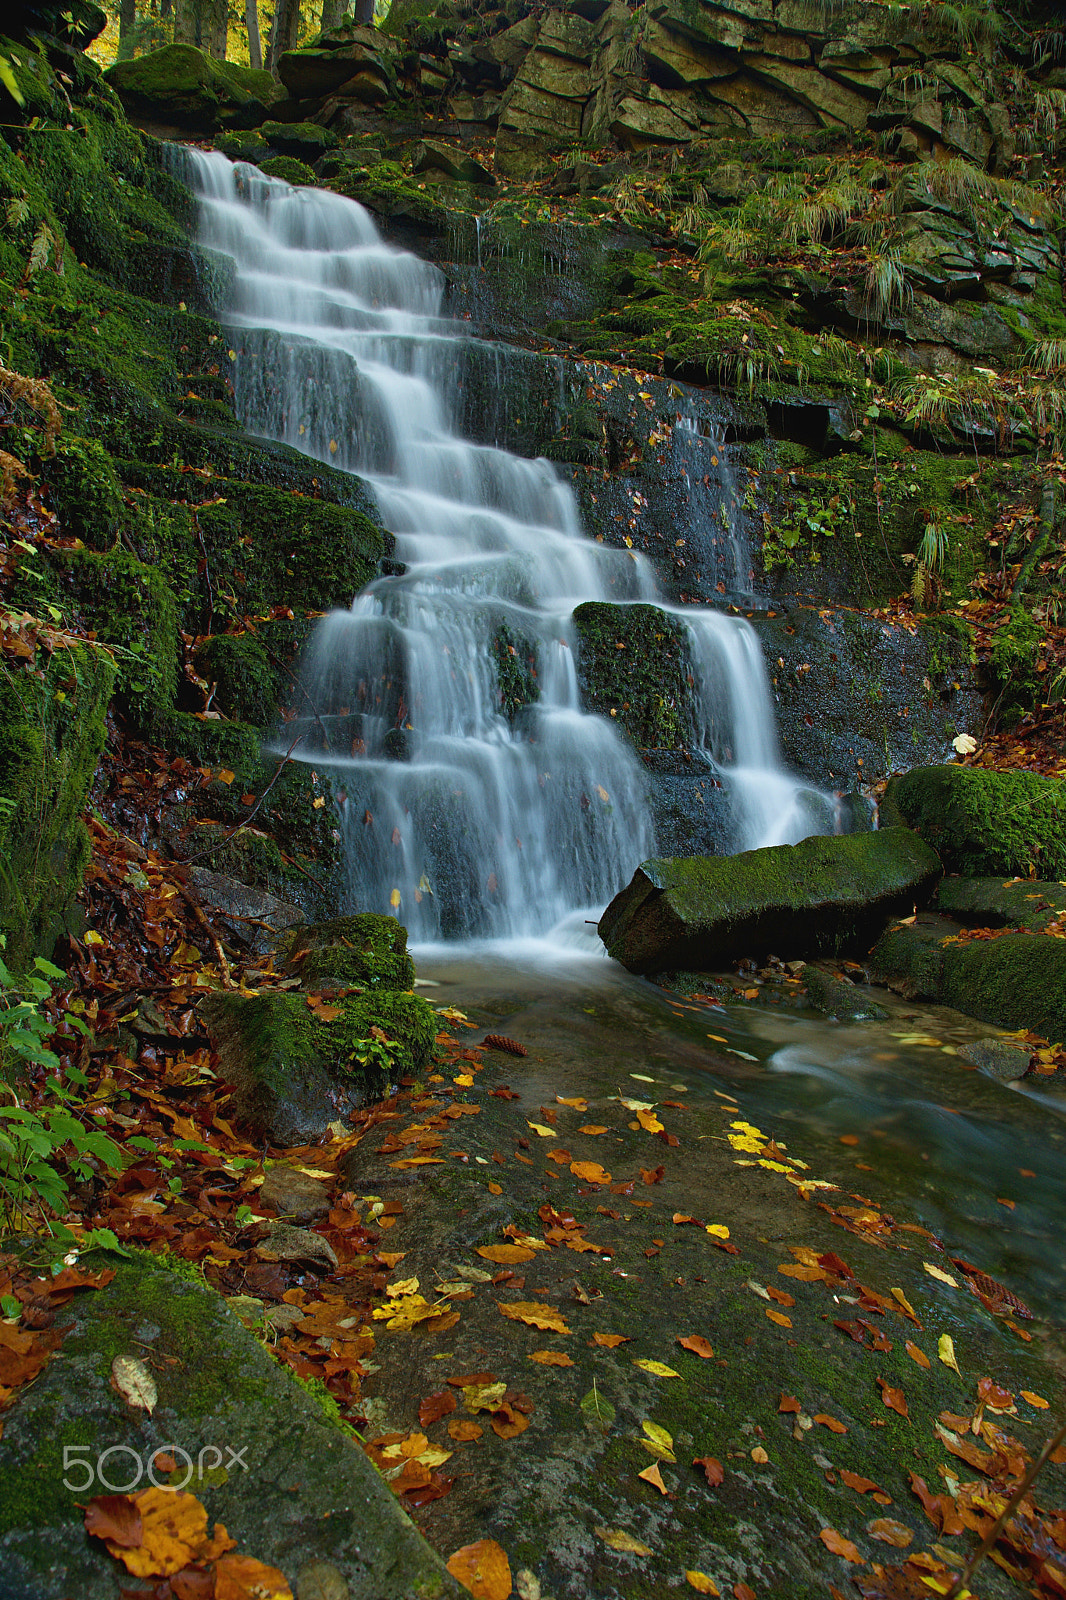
(418, 1390, 457, 1427)
(84, 1495, 143, 1549)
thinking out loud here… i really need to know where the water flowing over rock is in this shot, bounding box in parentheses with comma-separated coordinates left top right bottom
(172, 149, 836, 940)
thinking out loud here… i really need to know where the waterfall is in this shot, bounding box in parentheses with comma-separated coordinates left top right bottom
(174, 150, 835, 941)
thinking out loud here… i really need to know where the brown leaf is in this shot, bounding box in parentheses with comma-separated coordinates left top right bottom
(867, 1520, 913, 1548)
(778, 1394, 801, 1413)
(813, 1413, 847, 1434)
(530, 1350, 574, 1367)
(840, 1470, 881, 1495)
(677, 1335, 714, 1359)
(84, 1496, 143, 1550)
(490, 1402, 530, 1439)
(419, 1390, 458, 1427)
(640, 1166, 665, 1185)
(876, 1377, 909, 1418)
(638, 1461, 668, 1494)
(445, 1537, 513, 1599)
(447, 1371, 497, 1387)
(819, 1528, 863, 1563)
(591, 1332, 631, 1348)
(497, 1301, 570, 1334)
(904, 1341, 930, 1370)
(693, 1456, 724, 1486)
(448, 1419, 483, 1443)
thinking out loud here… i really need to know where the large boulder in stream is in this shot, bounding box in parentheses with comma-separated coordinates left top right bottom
(599, 827, 942, 974)
(884, 764, 1066, 881)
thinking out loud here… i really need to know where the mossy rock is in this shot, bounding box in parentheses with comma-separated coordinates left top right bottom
(0, 1251, 461, 1598)
(41, 435, 123, 551)
(193, 633, 277, 726)
(573, 601, 691, 750)
(258, 155, 317, 187)
(200, 984, 437, 1143)
(885, 765, 1066, 880)
(280, 913, 417, 991)
(104, 44, 280, 133)
(870, 920, 1066, 1043)
(54, 547, 178, 733)
(213, 130, 271, 164)
(936, 875, 1066, 933)
(599, 828, 942, 974)
(259, 119, 340, 160)
(0, 638, 115, 969)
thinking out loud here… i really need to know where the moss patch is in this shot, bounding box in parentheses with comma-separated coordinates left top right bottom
(280, 913, 417, 991)
(573, 601, 691, 750)
(886, 764, 1066, 880)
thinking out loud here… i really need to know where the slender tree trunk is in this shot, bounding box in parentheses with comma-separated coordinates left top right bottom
(117, 0, 138, 59)
(173, 0, 201, 46)
(267, 0, 301, 72)
(354, 0, 373, 22)
(319, 0, 344, 31)
(246, 0, 262, 69)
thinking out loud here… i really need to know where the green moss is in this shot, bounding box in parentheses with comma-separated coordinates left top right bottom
(491, 622, 539, 722)
(104, 44, 279, 132)
(55, 547, 178, 732)
(990, 606, 1043, 726)
(258, 155, 317, 188)
(41, 435, 123, 550)
(193, 633, 277, 725)
(327, 160, 449, 228)
(259, 120, 339, 158)
(886, 764, 1066, 880)
(280, 913, 417, 991)
(0, 638, 116, 968)
(573, 601, 691, 749)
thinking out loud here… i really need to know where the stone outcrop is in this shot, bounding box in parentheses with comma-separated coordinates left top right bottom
(884, 765, 1066, 881)
(598, 826, 942, 973)
(104, 43, 281, 134)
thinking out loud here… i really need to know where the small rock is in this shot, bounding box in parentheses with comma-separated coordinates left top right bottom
(263, 1303, 307, 1334)
(258, 1223, 339, 1270)
(297, 1559, 350, 1600)
(260, 1165, 330, 1222)
(958, 1038, 1031, 1081)
(803, 965, 889, 1022)
(227, 1295, 265, 1325)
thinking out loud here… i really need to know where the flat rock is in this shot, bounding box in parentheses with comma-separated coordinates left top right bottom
(803, 963, 889, 1021)
(958, 1038, 1032, 1081)
(260, 1164, 331, 1222)
(599, 827, 942, 974)
(190, 866, 304, 956)
(0, 1255, 460, 1598)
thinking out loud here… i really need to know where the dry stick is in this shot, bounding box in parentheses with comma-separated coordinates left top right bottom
(944, 1413, 1066, 1600)
(180, 730, 306, 868)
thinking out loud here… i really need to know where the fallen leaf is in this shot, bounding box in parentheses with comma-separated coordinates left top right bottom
(83, 1496, 143, 1550)
(694, 1457, 724, 1486)
(937, 1334, 961, 1376)
(419, 1391, 458, 1427)
(477, 1245, 537, 1265)
(594, 1526, 652, 1555)
(592, 1332, 631, 1348)
(840, 1470, 881, 1495)
(685, 1574, 720, 1595)
(677, 1336, 714, 1359)
(813, 1413, 847, 1434)
(497, 1302, 570, 1334)
(923, 1263, 958, 1288)
(778, 1394, 801, 1413)
(446, 1538, 512, 1599)
(638, 1462, 668, 1494)
(634, 1359, 681, 1379)
(867, 1519, 913, 1548)
(640, 1166, 665, 1185)
(766, 1310, 792, 1328)
(636, 1109, 664, 1133)
(904, 1341, 930, 1369)
(750, 1447, 769, 1464)
(448, 1419, 483, 1443)
(877, 1377, 909, 1419)
(570, 1162, 611, 1184)
(529, 1351, 574, 1367)
(214, 1554, 293, 1600)
(111, 1355, 157, 1415)
(1021, 1389, 1049, 1408)
(556, 1097, 587, 1109)
(641, 1421, 676, 1462)
(526, 1123, 555, 1138)
(547, 1149, 572, 1164)
(578, 1125, 608, 1136)
(580, 1388, 616, 1427)
(819, 1528, 863, 1563)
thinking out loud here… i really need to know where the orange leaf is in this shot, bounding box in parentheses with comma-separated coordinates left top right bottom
(638, 1462, 668, 1493)
(447, 1419, 483, 1443)
(214, 1553, 293, 1599)
(766, 1309, 792, 1328)
(778, 1394, 801, 1413)
(419, 1391, 458, 1426)
(640, 1165, 665, 1184)
(446, 1538, 513, 1599)
(765, 1285, 794, 1307)
(867, 1519, 913, 1548)
(905, 1341, 930, 1369)
(476, 1245, 536, 1265)
(530, 1350, 574, 1367)
(591, 1332, 631, 1348)
(818, 1528, 863, 1563)
(547, 1149, 572, 1164)
(877, 1377, 909, 1418)
(497, 1301, 570, 1334)
(840, 1469, 881, 1495)
(570, 1161, 611, 1184)
(813, 1413, 847, 1434)
(578, 1124, 608, 1136)
(677, 1335, 714, 1359)
(693, 1456, 724, 1486)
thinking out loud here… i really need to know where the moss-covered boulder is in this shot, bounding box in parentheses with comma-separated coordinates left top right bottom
(280, 913, 416, 991)
(885, 765, 1066, 881)
(0, 632, 116, 968)
(599, 828, 942, 974)
(104, 44, 280, 134)
(201, 983, 437, 1144)
(870, 919, 1066, 1043)
(573, 601, 692, 750)
(258, 119, 340, 161)
(936, 875, 1066, 933)
(258, 155, 316, 187)
(0, 1252, 460, 1599)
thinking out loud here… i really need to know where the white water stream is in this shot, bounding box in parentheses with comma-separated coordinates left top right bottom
(175, 150, 836, 940)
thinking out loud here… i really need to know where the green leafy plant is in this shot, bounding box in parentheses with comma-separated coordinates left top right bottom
(0, 940, 124, 1240)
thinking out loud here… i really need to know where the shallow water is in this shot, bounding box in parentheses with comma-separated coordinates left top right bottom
(414, 934, 1066, 1323)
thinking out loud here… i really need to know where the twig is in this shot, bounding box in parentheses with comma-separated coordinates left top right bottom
(179, 729, 306, 867)
(944, 1413, 1066, 1599)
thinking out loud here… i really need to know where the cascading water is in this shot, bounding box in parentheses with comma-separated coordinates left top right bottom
(174, 149, 835, 941)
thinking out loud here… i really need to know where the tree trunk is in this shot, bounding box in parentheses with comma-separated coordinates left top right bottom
(206, 0, 228, 57)
(354, 0, 373, 22)
(173, 0, 202, 46)
(319, 0, 344, 31)
(267, 0, 301, 72)
(117, 0, 138, 59)
(245, 0, 262, 68)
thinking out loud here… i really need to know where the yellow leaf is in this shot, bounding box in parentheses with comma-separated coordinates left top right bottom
(312, 796, 326, 809)
(685, 1573, 720, 1595)
(445, 1538, 512, 1600)
(633, 1359, 681, 1379)
(497, 1301, 571, 1334)
(453, 1074, 474, 1087)
(924, 1263, 959, 1288)
(938, 1334, 961, 1376)
(386, 1276, 420, 1297)
(594, 1526, 652, 1555)
(526, 1122, 555, 1138)
(570, 1161, 611, 1183)
(636, 1109, 664, 1133)
(1021, 1390, 1049, 1408)
(705, 1224, 730, 1239)
(556, 1097, 588, 1109)
(476, 1245, 536, 1265)
(84, 930, 105, 946)
(641, 1421, 676, 1462)
(390, 888, 402, 908)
